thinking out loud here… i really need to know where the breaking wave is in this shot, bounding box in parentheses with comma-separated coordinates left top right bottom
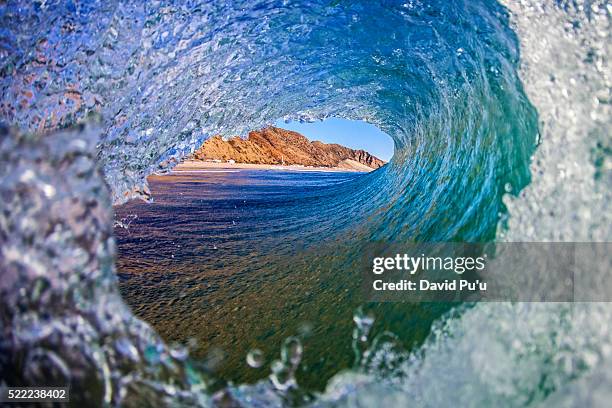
(0, 0, 609, 406)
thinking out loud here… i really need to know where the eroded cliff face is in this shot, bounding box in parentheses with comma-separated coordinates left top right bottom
(192, 127, 386, 169)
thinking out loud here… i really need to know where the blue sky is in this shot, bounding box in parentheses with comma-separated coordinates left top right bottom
(273, 118, 394, 161)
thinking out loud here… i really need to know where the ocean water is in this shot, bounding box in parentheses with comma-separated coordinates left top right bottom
(0, 0, 610, 407)
(114, 169, 451, 390)
(114, 169, 368, 387)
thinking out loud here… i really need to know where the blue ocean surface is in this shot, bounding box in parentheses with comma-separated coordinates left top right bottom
(115, 169, 363, 272)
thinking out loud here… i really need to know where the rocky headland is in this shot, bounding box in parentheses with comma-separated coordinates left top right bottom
(190, 126, 385, 171)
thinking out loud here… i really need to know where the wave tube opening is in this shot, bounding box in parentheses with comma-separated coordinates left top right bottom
(113, 120, 399, 389)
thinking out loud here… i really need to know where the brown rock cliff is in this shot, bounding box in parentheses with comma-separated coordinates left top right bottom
(191, 127, 386, 169)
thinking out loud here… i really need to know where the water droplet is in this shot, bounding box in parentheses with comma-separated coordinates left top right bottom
(246, 349, 264, 368)
(353, 307, 375, 342)
(281, 337, 303, 367)
(270, 360, 295, 391)
(170, 345, 189, 361)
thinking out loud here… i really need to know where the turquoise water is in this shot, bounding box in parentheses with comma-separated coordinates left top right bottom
(1, 0, 609, 406)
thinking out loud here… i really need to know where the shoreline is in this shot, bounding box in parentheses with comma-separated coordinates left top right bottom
(167, 160, 375, 173)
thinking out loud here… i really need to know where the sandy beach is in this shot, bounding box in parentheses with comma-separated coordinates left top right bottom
(171, 159, 376, 173)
